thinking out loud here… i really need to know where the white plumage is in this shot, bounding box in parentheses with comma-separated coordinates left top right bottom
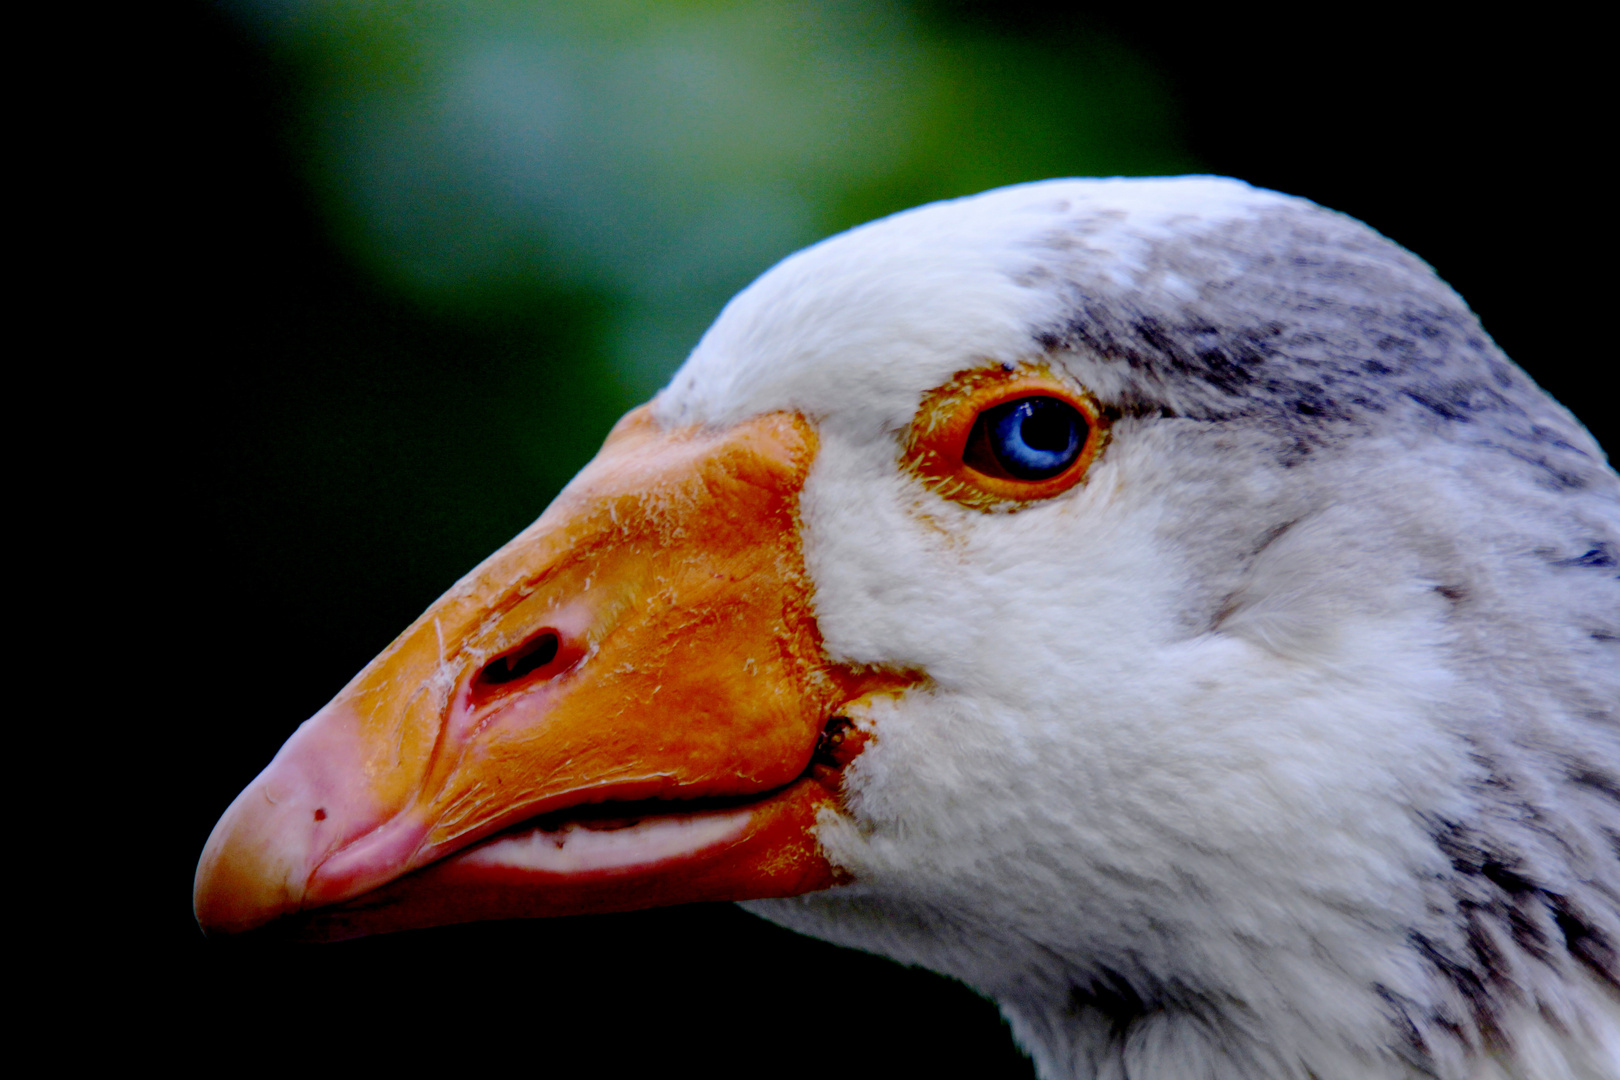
(197, 176, 1619, 1079)
(656, 178, 1620, 1078)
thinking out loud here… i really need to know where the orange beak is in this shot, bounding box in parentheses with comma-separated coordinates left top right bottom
(194, 405, 911, 940)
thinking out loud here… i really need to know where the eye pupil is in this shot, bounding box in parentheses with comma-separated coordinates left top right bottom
(1018, 402, 1076, 452)
(970, 396, 1086, 481)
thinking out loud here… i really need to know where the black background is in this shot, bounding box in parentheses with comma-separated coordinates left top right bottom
(70, 4, 1607, 1073)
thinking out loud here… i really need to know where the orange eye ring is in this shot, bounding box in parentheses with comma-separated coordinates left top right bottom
(902, 364, 1108, 511)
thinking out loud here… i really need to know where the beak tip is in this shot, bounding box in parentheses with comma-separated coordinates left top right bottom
(193, 785, 314, 936)
(194, 703, 395, 936)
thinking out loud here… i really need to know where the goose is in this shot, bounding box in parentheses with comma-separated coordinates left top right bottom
(195, 177, 1620, 1080)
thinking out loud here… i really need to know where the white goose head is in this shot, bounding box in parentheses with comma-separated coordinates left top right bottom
(196, 177, 1620, 1079)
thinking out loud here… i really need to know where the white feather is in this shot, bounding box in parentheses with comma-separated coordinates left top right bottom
(650, 178, 1620, 1079)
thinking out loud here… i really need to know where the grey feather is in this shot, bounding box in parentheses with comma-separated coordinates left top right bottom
(1022, 193, 1620, 1070)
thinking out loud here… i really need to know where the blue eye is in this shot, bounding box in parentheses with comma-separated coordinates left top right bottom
(965, 396, 1085, 481)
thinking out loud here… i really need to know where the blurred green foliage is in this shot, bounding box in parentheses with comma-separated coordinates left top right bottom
(233, 0, 1195, 401)
(192, 0, 1195, 732)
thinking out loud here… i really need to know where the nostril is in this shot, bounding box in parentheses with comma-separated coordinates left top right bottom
(477, 631, 561, 688)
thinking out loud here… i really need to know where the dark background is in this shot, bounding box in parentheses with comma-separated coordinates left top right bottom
(79, 3, 1606, 1072)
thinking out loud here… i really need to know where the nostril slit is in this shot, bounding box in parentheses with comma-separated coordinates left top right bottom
(479, 631, 561, 687)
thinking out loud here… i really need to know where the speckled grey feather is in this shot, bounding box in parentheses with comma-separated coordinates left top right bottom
(1018, 196, 1620, 1067)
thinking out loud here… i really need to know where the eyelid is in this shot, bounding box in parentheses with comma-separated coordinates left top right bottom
(901, 364, 1109, 512)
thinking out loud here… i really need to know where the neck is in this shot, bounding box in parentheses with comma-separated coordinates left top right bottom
(990, 929, 1620, 1080)
(753, 862, 1620, 1080)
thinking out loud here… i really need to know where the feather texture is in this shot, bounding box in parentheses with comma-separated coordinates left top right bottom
(650, 178, 1617, 1078)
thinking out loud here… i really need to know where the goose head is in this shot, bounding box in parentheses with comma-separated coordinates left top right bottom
(195, 177, 1620, 1079)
